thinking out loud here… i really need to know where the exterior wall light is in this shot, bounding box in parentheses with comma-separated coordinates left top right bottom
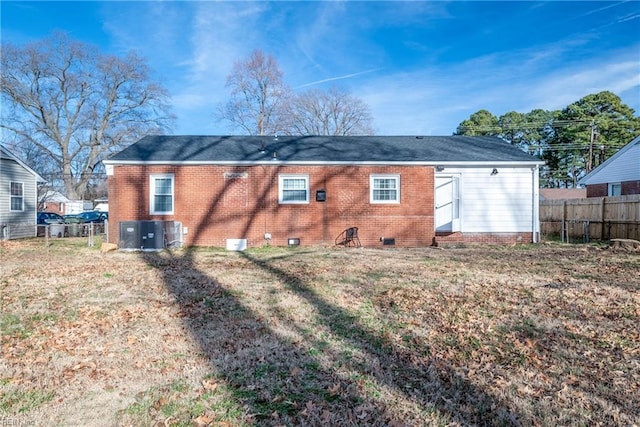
(491, 168, 499, 175)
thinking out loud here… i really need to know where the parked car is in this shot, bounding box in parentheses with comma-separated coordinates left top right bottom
(63, 211, 108, 236)
(37, 212, 65, 225)
(63, 213, 83, 224)
(64, 211, 108, 224)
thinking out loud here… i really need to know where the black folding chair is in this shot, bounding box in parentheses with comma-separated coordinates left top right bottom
(335, 227, 361, 247)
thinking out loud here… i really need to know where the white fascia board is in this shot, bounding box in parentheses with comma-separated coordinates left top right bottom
(102, 160, 544, 167)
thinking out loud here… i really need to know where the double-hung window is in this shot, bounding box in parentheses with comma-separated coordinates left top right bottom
(10, 182, 24, 211)
(150, 174, 174, 214)
(608, 183, 621, 196)
(279, 175, 309, 204)
(370, 174, 400, 203)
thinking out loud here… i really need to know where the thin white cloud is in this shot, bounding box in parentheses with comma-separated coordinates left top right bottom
(524, 58, 640, 112)
(617, 13, 640, 23)
(95, 1, 639, 135)
(143, 2, 271, 132)
(295, 68, 383, 89)
(358, 43, 640, 135)
(291, 2, 349, 75)
(570, 1, 630, 19)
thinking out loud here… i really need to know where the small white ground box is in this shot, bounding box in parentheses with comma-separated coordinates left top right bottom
(226, 238, 247, 251)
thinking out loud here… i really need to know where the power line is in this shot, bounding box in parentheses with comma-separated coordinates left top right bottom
(456, 118, 600, 133)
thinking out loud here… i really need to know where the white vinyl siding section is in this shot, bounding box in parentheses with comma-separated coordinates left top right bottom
(439, 167, 536, 233)
(150, 174, 174, 215)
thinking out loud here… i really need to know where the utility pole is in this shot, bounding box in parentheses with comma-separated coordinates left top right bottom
(587, 121, 596, 172)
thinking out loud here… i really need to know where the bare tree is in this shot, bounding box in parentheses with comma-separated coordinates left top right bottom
(219, 50, 289, 136)
(1, 32, 174, 200)
(283, 87, 375, 136)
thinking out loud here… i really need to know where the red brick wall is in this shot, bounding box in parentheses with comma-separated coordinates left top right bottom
(42, 202, 64, 215)
(587, 181, 640, 197)
(108, 164, 541, 247)
(108, 164, 435, 248)
(436, 232, 533, 245)
(622, 180, 640, 195)
(586, 184, 607, 197)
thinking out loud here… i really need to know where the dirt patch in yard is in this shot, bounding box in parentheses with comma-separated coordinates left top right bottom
(1, 239, 638, 426)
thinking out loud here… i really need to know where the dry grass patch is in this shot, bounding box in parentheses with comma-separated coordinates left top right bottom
(0, 239, 638, 426)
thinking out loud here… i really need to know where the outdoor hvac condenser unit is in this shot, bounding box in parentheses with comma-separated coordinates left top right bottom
(140, 221, 165, 249)
(119, 220, 164, 250)
(163, 221, 182, 248)
(119, 220, 182, 250)
(119, 221, 140, 249)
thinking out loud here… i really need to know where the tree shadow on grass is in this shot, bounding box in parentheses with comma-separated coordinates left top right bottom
(126, 141, 521, 424)
(139, 248, 522, 426)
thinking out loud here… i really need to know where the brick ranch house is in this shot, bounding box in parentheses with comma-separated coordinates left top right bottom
(578, 135, 640, 197)
(103, 135, 544, 248)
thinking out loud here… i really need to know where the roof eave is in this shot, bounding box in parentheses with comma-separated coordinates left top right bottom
(103, 159, 544, 167)
(0, 145, 46, 182)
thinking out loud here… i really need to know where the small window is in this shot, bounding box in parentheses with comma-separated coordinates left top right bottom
(608, 183, 621, 196)
(370, 175, 400, 203)
(279, 175, 309, 204)
(150, 174, 174, 214)
(10, 182, 24, 211)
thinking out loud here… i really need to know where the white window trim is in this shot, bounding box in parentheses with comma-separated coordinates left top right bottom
(608, 182, 621, 196)
(150, 174, 174, 215)
(278, 174, 310, 204)
(370, 174, 401, 204)
(10, 181, 24, 212)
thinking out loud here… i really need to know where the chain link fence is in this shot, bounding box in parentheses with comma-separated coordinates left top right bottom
(0, 221, 109, 247)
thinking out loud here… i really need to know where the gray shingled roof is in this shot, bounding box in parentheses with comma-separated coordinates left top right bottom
(105, 135, 542, 164)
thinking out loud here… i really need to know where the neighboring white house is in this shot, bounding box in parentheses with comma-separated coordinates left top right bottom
(0, 145, 44, 239)
(65, 200, 94, 214)
(41, 190, 96, 215)
(579, 135, 640, 197)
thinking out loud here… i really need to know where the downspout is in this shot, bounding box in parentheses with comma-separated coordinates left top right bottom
(260, 165, 270, 244)
(532, 165, 540, 243)
(322, 170, 329, 244)
(35, 175, 45, 238)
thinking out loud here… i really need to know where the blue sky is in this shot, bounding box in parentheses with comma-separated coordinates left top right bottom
(2, 1, 639, 136)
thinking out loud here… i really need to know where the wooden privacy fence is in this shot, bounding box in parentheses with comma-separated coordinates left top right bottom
(540, 194, 640, 242)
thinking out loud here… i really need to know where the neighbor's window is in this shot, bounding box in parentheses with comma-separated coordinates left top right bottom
(370, 174, 400, 203)
(150, 174, 174, 214)
(279, 175, 309, 204)
(608, 183, 621, 196)
(10, 182, 23, 211)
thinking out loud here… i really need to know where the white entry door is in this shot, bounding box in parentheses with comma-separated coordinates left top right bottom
(435, 175, 461, 232)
